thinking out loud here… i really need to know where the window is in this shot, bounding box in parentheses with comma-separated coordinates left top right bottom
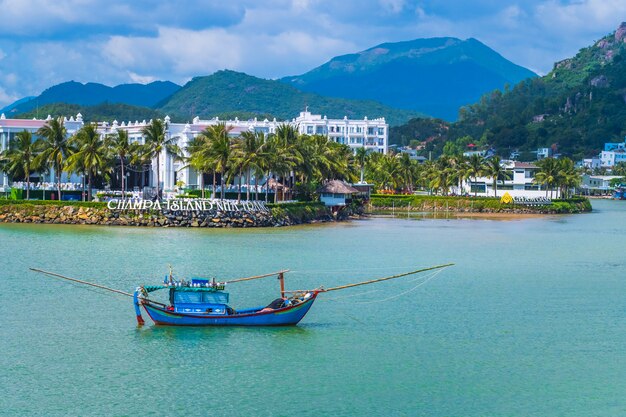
(174, 291, 203, 304)
(378, 128, 385, 136)
(367, 127, 374, 135)
(203, 292, 229, 304)
(306, 126, 313, 134)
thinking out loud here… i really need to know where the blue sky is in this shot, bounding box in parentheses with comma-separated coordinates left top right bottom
(0, 0, 624, 107)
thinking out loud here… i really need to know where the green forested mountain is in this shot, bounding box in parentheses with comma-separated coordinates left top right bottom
(156, 70, 423, 126)
(391, 23, 626, 159)
(281, 37, 536, 121)
(4, 81, 180, 116)
(15, 103, 165, 123)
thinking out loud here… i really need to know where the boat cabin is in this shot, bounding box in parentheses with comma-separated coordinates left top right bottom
(167, 279, 231, 315)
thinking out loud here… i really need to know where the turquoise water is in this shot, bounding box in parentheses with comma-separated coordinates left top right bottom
(2, 200, 626, 416)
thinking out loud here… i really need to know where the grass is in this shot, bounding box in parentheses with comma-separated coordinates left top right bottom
(368, 194, 591, 213)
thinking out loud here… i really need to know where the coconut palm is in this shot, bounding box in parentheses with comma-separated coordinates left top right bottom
(556, 157, 581, 198)
(35, 117, 70, 200)
(199, 123, 233, 200)
(66, 124, 110, 201)
(355, 147, 369, 184)
(466, 154, 486, 196)
(184, 135, 213, 199)
(535, 157, 560, 198)
(482, 156, 510, 197)
(2, 130, 42, 199)
(106, 129, 140, 199)
(236, 131, 265, 201)
(141, 119, 181, 200)
(397, 152, 416, 193)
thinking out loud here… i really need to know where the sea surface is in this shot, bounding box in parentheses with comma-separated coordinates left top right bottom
(1, 199, 626, 417)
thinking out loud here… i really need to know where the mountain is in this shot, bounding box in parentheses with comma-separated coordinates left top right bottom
(14, 102, 165, 124)
(156, 70, 422, 126)
(281, 37, 537, 121)
(0, 96, 35, 114)
(390, 23, 626, 159)
(5, 80, 180, 115)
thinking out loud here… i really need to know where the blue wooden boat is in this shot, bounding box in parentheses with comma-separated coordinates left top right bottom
(133, 277, 319, 327)
(30, 263, 453, 327)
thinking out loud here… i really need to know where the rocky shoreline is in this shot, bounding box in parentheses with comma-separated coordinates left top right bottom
(0, 202, 335, 227)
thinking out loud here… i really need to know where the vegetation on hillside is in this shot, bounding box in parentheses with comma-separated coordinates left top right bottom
(391, 24, 626, 159)
(157, 70, 422, 126)
(16, 102, 165, 123)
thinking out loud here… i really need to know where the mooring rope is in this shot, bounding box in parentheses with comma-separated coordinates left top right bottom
(326, 269, 445, 305)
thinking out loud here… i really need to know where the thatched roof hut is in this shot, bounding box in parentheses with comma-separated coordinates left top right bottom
(318, 180, 358, 195)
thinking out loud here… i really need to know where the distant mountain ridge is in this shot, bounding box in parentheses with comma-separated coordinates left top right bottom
(281, 37, 537, 120)
(4, 80, 181, 115)
(155, 70, 423, 125)
(390, 22, 626, 158)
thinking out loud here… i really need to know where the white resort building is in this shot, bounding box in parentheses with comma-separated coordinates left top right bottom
(463, 161, 558, 198)
(0, 111, 388, 194)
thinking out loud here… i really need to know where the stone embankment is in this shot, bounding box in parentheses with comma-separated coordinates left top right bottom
(0, 202, 334, 227)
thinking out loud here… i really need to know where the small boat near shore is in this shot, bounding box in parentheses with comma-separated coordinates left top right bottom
(29, 263, 453, 327)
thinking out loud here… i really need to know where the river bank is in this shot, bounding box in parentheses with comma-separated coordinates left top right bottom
(0, 200, 335, 227)
(368, 194, 592, 214)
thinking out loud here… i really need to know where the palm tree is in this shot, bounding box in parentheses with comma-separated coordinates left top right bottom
(556, 157, 581, 198)
(483, 156, 510, 197)
(141, 119, 179, 200)
(397, 152, 415, 193)
(237, 131, 264, 201)
(535, 157, 560, 198)
(106, 129, 137, 200)
(3, 130, 42, 199)
(184, 135, 213, 199)
(200, 123, 233, 200)
(66, 123, 110, 201)
(466, 154, 486, 196)
(355, 147, 369, 184)
(35, 117, 69, 200)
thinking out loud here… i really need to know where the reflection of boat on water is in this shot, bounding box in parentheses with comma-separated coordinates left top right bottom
(29, 263, 453, 327)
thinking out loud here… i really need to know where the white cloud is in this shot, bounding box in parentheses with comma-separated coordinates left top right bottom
(127, 72, 157, 84)
(1, 0, 626, 107)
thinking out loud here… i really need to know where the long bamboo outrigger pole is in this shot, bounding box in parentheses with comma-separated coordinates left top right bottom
(320, 263, 454, 293)
(28, 268, 169, 307)
(29, 268, 135, 297)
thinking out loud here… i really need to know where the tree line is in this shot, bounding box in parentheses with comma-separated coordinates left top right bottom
(361, 153, 581, 198)
(0, 118, 357, 202)
(0, 116, 583, 202)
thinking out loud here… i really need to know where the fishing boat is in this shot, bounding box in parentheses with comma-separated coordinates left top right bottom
(133, 270, 318, 326)
(29, 263, 453, 327)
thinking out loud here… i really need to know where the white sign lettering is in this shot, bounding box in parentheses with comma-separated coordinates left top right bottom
(106, 198, 270, 213)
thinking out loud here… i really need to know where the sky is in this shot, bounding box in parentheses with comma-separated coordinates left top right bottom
(0, 0, 625, 108)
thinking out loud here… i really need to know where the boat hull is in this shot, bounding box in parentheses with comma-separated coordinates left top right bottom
(141, 293, 318, 326)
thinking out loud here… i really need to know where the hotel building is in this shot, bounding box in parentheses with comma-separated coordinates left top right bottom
(0, 110, 388, 193)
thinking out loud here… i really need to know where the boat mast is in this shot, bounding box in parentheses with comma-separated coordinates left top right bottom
(224, 269, 290, 284)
